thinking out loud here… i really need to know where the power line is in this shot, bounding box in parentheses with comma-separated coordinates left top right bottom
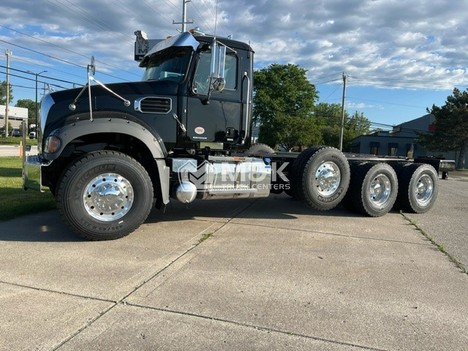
(0, 0, 209, 86)
(188, 1, 215, 33)
(0, 38, 84, 69)
(313, 72, 344, 85)
(0, 70, 73, 91)
(0, 25, 140, 79)
(315, 78, 342, 85)
(11, 84, 35, 90)
(347, 95, 428, 109)
(0, 65, 81, 86)
(163, 0, 181, 11)
(370, 121, 394, 128)
(139, 0, 177, 26)
(0, 0, 246, 99)
(11, 57, 87, 82)
(348, 76, 467, 91)
(0, 38, 133, 82)
(321, 85, 340, 100)
(46, 0, 116, 32)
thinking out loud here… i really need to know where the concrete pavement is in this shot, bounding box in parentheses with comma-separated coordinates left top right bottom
(404, 172, 468, 271)
(0, 183, 467, 350)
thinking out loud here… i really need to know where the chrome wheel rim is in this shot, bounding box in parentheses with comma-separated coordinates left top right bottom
(414, 174, 433, 206)
(369, 173, 392, 207)
(314, 161, 341, 197)
(83, 173, 134, 221)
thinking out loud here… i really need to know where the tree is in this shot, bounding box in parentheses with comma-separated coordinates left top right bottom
(253, 64, 320, 150)
(0, 80, 13, 105)
(16, 99, 37, 129)
(261, 112, 323, 151)
(314, 103, 371, 150)
(344, 111, 372, 149)
(314, 103, 342, 148)
(0, 122, 12, 137)
(418, 88, 468, 169)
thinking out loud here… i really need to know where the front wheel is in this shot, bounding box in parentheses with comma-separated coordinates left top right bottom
(56, 151, 154, 240)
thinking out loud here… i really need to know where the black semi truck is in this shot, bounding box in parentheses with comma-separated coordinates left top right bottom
(23, 30, 455, 240)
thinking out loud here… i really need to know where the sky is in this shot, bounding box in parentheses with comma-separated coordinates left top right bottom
(0, 0, 467, 129)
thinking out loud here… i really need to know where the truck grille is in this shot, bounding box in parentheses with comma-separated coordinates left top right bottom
(134, 97, 172, 114)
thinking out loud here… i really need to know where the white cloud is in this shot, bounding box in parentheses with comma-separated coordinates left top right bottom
(0, 0, 466, 90)
(347, 101, 369, 110)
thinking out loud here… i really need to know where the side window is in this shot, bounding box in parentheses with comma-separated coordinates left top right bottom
(193, 52, 211, 95)
(193, 51, 238, 95)
(224, 54, 237, 90)
(388, 143, 398, 156)
(370, 142, 379, 155)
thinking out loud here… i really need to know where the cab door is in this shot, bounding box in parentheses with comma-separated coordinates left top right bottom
(186, 50, 244, 144)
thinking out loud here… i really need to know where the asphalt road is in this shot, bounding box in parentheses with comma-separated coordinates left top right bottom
(0, 144, 37, 157)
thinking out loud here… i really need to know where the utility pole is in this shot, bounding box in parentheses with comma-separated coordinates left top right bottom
(4, 49, 12, 137)
(339, 72, 347, 151)
(34, 70, 47, 132)
(173, 0, 193, 32)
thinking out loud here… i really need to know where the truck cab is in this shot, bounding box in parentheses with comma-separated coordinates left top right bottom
(135, 30, 254, 147)
(23, 30, 271, 240)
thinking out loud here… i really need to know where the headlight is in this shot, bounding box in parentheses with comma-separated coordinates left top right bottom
(44, 136, 61, 154)
(39, 94, 55, 154)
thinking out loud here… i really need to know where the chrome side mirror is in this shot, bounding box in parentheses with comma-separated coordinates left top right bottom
(210, 40, 226, 92)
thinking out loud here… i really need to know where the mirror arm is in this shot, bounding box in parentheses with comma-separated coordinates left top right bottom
(202, 73, 215, 105)
(201, 38, 231, 105)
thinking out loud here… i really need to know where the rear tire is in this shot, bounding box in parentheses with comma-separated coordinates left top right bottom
(344, 162, 398, 217)
(396, 163, 438, 213)
(246, 143, 275, 157)
(56, 150, 154, 240)
(291, 147, 350, 211)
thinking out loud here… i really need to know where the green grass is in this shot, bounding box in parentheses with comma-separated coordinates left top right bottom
(0, 157, 56, 221)
(0, 136, 38, 146)
(198, 232, 214, 244)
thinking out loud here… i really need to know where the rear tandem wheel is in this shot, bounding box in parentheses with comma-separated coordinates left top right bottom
(290, 146, 350, 211)
(395, 163, 439, 213)
(344, 162, 398, 217)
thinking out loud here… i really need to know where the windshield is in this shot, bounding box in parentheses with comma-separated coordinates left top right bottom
(142, 47, 192, 82)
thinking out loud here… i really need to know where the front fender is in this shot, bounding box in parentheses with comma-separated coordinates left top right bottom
(43, 118, 170, 205)
(44, 118, 167, 160)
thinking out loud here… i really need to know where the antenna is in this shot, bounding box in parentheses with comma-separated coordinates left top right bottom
(173, 0, 193, 32)
(214, 0, 219, 36)
(4, 49, 12, 138)
(339, 72, 347, 151)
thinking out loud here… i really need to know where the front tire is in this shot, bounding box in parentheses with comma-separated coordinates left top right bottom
(56, 150, 154, 240)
